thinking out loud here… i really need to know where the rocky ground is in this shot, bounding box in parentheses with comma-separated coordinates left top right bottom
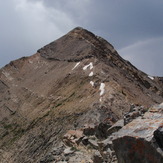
(39, 103, 162, 163)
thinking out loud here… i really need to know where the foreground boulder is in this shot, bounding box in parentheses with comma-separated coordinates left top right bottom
(113, 103, 163, 163)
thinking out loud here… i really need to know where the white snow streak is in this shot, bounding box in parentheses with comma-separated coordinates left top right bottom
(99, 83, 105, 96)
(89, 71, 93, 77)
(148, 75, 154, 80)
(72, 62, 80, 70)
(90, 81, 94, 87)
(83, 62, 93, 70)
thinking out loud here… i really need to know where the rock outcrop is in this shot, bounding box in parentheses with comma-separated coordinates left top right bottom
(46, 103, 163, 163)
(113, 103, 163, 163)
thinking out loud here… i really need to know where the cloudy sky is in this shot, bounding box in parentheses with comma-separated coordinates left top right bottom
(0, 0, 163, 76)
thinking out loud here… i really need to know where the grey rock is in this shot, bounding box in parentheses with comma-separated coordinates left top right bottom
(64, 147, 75, 155)
(107, 119, 124, 136)
(88, 139, 99, 149)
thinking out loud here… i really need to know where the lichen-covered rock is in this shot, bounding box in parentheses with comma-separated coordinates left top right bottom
(112, 104, 163, 163)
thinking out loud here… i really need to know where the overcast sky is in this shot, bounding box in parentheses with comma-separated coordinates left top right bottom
(0, 0, 163, 76)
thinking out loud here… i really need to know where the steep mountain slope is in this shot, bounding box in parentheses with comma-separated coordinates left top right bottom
(0, 27, 163, 162)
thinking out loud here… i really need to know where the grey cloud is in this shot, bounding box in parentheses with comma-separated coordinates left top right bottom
(0, 0, 163, 76)
(39, 0, 163, 48)
(119, 37, 163, 76)
(0, 0, 76, 67)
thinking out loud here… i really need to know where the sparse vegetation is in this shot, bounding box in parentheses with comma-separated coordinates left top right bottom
(55, 103, 63, 108)
(3, 124, 13, 130)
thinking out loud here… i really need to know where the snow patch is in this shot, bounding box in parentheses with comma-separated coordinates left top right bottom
(72, 62, 80, 70)
(100, 97, 102, 102)
(89, 71, 93, 77)
(83, 62, 93, 70)
(90, 81, 94, 87)
(148, 75, 154, 80)
(99, 83, 105, 96)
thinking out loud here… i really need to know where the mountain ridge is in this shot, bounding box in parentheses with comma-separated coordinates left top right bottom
(0, 27, 163, 163)
(38, 27, 117, 61)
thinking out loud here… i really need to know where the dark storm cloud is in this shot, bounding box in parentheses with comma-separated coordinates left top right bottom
(39, 0, 163, 48)
(0, 0, 163, 76)
(119, 37, 163, 76)
(0, 0, 76, 67)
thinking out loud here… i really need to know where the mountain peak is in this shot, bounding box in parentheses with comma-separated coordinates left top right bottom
(68, 26, 86, 34)
(68, 27, 97, 39)
(38, 27, 115, 62)
(0, 27, 163, 163)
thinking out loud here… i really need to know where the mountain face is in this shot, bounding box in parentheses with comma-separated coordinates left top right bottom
(0, 27, 163, 163)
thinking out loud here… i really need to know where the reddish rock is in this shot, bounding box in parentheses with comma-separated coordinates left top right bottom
(113, 136, 163, 163)
(63, 130, 84, 146)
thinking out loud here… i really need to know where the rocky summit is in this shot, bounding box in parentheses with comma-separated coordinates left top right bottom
(0, 27, 163, 163)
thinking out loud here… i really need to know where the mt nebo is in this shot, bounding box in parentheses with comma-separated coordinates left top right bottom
(0, 27, 163, 163)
